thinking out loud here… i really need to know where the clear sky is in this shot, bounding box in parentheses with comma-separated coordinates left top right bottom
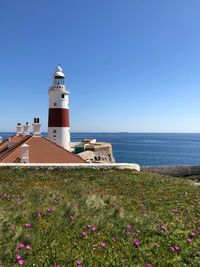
(1, 0, 200, 132)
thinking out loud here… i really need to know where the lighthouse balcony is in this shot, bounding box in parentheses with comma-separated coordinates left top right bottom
(49, 85, 69, 93)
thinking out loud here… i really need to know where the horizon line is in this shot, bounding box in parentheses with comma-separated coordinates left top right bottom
(1, 131, 200, 134)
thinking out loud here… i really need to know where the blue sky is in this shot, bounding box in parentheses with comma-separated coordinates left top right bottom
(1, 0, 200, 132)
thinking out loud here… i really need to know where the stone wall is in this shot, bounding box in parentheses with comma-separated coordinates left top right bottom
(0, 163, 140, 171)
(141, 165, 200, 177)
(2, 163, 200, 177)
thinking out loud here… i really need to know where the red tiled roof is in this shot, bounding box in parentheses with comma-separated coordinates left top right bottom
(0, 135, 31, 162)
(0, 134, 25, 151)
(0, 134, 85, 164)
(13, 157, 21, 163)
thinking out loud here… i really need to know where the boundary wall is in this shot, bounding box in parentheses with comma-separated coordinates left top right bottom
(0, 163, 140, 171)
(141, 165, 200, 177)
(1, 163, 200, 176)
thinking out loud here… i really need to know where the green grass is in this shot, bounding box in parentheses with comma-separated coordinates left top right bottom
(0, 168, 199, 267)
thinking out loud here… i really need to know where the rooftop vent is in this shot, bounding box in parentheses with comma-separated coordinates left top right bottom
(21, 144, 29, 163)
(32, 118, 41, 137)
(16, 123, 23, 135)
(23, 122, 30, 136)
(8, 137, 14, 148)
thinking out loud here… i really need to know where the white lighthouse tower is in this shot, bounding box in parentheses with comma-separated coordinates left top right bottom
(48, 65, 70, 150)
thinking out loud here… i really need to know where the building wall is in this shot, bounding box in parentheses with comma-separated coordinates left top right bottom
(48, 87, 69, 109)
(48, 127, 70, 150)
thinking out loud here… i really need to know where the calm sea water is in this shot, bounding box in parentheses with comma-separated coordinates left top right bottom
(1, 132, 200, 166)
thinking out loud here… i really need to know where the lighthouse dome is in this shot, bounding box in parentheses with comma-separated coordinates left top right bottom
(53, 65, 65, 78)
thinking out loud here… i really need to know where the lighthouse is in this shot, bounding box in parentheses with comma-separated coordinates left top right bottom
(48, 65, 70, 150)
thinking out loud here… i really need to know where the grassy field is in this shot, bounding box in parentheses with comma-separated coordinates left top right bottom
(0, 168, 199, 267)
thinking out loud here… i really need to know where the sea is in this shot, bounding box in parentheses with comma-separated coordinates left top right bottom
(1, 132, 200, 166)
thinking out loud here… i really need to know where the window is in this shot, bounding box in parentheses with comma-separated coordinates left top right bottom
(53, 102, 57, 106)
(53, 129, 57, 134)
(61, 94, 65, 99)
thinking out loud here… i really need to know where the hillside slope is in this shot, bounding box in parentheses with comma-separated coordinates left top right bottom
(0, 168, 199, 266)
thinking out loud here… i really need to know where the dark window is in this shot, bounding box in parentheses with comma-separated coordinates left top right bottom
(53, 102, 57, 106)
(53, 129, 57, 134)
(61, 94, 65, 99)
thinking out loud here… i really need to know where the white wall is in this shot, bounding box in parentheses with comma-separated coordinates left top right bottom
(48, 127, 70, 150)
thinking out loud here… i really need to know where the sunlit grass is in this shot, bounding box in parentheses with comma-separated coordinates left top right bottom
(0, 168, 199, 266)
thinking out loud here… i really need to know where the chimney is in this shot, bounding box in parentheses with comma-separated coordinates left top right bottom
(23, 122, 30, 136)
(0, 136, 3, 144)
(32, 118, 41, 137)
(21, 144, 29, 163)
(16, 123, 23, 135)
(8, 137, 14, 148)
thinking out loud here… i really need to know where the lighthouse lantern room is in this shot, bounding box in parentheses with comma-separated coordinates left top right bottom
(48, 65, 70, 150)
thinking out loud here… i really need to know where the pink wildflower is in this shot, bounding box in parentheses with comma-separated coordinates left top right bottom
(170, 247, 176, 253)
(18, 260, 24, 265)
(112, 237, 117, 242)
(127, 231, 132, 236)
(133, 239, 139, 248)
(175, 246, 180, 251)
(77, 260, 82, 267)
(186, 224, 191, 228)
(190, 232, 197, 238)
(26, 245, 31, 249)
(161, 225, 167, 231)
(91, 226, 97, 231)
(15, 248, 19, 253)
(127, 225, 132, 229)
(19, 243, 25, 249)
(197, 226, 200, 231)
(187, 238, 192, 243)
(82, 231, 87, 236)
(171, 208, 178, 213)
(47, 208, 54, 213)
(16, 255, 21, 259)
(100, 242, 107, 247)
(24, 223, 33, 228)
(146, 264, 152, 267)
(136, 229, 141, 233)
(87, 224, 92, 228)
(68, 215, 75, 221)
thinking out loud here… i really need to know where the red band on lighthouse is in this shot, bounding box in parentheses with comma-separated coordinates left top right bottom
(48, 108, 69, 127)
